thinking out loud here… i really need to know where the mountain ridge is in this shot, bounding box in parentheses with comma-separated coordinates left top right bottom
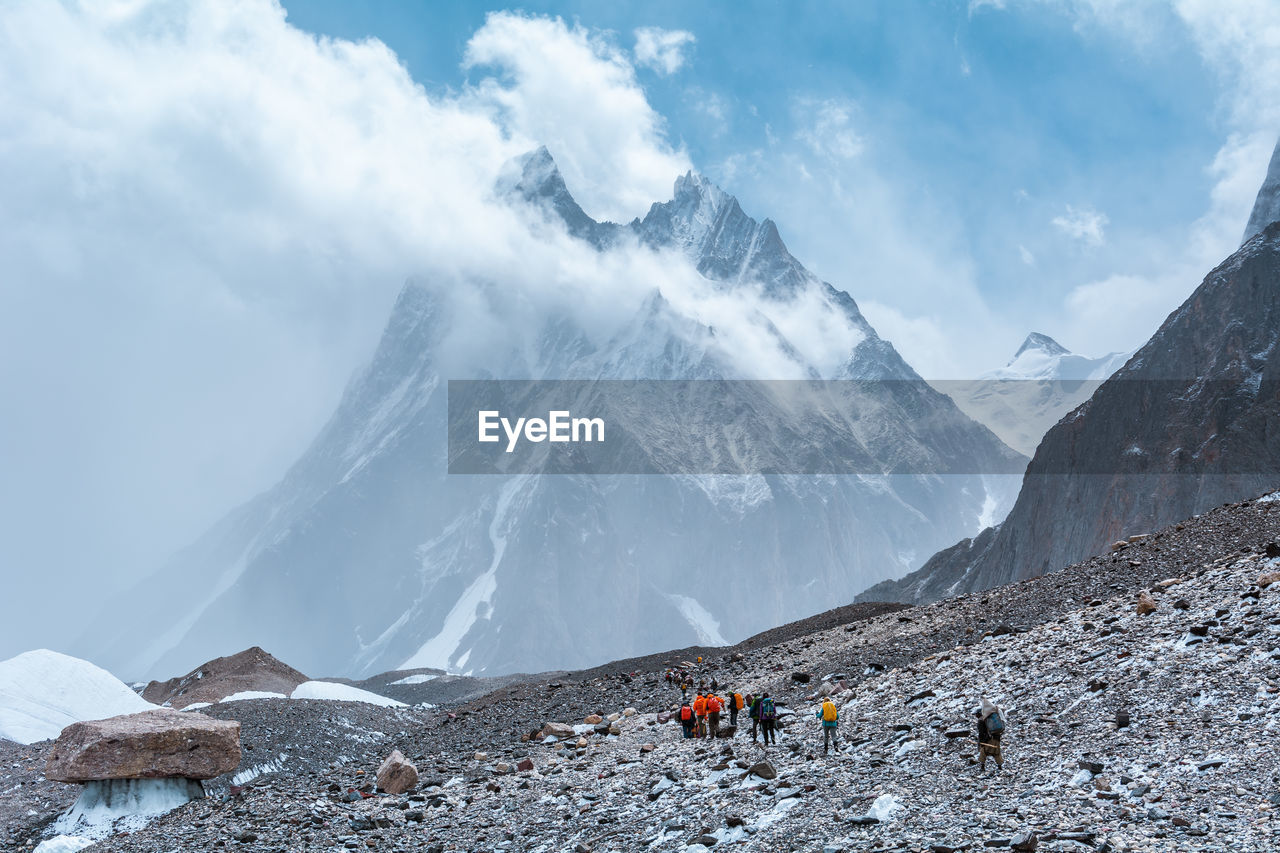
(78, 148, 1023, 681)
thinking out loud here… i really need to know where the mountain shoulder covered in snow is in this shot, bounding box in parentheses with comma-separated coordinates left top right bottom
(0, 650, 155, 745)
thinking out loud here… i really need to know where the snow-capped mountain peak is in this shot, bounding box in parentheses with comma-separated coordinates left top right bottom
(985, 334, 1128, 382)
(944, 334, 1132, 456)
(1243, 135, 1280, 245)
(79, 148, 1024, 680)
(1011, 332, 1070, 360)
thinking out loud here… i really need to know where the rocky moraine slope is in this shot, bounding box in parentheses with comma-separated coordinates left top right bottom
(6, 491, 1280, 852)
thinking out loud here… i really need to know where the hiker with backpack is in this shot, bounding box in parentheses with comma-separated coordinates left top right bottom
(706, 693, 723, 739)
(815, 697, 840, 754)
(759, 693, 778, 746)
(679, 701, 695, 739)
(693, 693, 708, 738)
(730, 690, 743, 727)
(975, 698, 1005, 771)
(746, 693, 760, 742)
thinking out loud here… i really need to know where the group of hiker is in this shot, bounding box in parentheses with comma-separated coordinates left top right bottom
(674, 686, 783, 746)
(668, 670, 1007, 770)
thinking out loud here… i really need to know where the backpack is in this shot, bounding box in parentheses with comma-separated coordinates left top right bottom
(822, 701, 837, 722)
(708, 696, 722, 713)
(761, 698, 776, 721)
(680, 705, 692, 722)
(733, 693, 743, 710)
(986, 710, 1005, 735)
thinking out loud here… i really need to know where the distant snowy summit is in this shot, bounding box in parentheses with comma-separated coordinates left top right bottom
(985, 332, 1129, 382)
(942, 333, 1130, 456)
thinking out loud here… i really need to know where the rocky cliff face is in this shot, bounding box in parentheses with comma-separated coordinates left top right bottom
(80, 149, 1023, 680)
(863, 153, 1280, 605)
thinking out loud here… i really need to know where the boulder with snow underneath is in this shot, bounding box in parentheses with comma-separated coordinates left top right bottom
(45, 708, 240, 782)
(0, 649, 155, 745)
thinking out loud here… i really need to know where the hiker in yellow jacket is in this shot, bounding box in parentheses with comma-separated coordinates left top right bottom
(815, 697, 839, 755)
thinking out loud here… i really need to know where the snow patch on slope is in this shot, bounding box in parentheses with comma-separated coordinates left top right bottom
(289, 682, 404, 707)
(665, 594, 729, 646)
(400, 478, 528, 672)
(389, 673, 438, 685)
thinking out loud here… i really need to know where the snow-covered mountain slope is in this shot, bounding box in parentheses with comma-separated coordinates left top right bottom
(943, 332, 1130, 456)
(0, 650, 155, 744)
(79, 149, 1025, 680)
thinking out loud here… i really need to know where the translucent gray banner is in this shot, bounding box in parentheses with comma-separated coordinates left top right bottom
(445, 379, 1278, 475)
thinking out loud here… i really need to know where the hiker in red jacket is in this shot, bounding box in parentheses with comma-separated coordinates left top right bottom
(692, 693, 708, 738)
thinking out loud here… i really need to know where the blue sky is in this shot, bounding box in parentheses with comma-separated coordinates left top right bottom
(281, 0, 1258, 372)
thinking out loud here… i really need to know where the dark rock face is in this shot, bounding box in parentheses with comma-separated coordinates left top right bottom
(45, 709, 240, 782)
(867, 217, 1280, 604)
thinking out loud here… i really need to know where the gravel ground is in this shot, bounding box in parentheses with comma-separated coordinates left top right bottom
(6, 491, 1280, 852)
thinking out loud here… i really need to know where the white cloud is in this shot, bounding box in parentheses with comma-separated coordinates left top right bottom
(1019, 245, 1036, 266)
(633, 26, 696, 75)
(795, 97, 865, 161)
(466, 13, 691, 222)
(1051, 204, 1109, 246)
(0, 0, 701, 655)
(968, 0, 1007, 15)
(1061, 271, 1189, 354)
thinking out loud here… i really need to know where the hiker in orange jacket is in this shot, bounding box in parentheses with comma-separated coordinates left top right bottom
(706, 693, 723, 739)
(692, 693, 708, 738)
(730, 691, 743, 728)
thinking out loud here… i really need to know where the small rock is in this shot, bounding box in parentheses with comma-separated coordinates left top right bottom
(377, 749, 419, 795)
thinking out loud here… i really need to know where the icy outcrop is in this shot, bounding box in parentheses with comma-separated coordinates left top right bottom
(49, 778, 205, 841)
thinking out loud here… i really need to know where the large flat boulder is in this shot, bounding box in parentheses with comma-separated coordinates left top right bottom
(45, 708, 240, 782)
